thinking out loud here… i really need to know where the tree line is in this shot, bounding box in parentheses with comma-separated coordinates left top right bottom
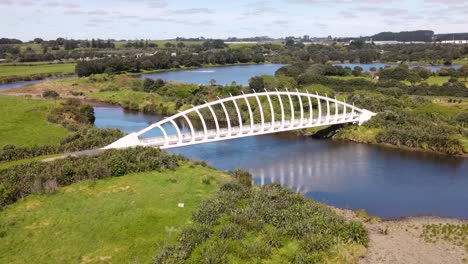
(75, 48, 266, 76)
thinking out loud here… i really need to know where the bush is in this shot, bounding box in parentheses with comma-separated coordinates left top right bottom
(229, 169, 252, 187)
(155, 182, 368, 263)
(0, 128, 124, 163)
(143, 78, 165, 92)
(42, 89, 60, 98)
(0, 147, 183, 207)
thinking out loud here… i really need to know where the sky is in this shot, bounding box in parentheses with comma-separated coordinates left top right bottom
(0, 0, 467, 41)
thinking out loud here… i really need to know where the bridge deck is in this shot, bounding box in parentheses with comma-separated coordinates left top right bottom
(140, 114, 359, 147)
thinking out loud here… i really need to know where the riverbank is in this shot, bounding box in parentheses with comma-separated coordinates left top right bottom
(2, 86, 467, 158)
(332, 207, 468, 264)
(1, 155, 466, 263)
(0, 63, 76, 84)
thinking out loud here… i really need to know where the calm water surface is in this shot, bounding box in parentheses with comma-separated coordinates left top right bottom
(0, 74, 76, 90)
(138, 64, 286, 85)
(95, 106, 468, 219)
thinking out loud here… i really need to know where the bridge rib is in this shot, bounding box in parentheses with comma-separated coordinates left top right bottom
(342, 99, 347, 122)
(334, 97, 339, 122)
(325, 95, 330, 124)
(296, 89, 304, 127)
(242, 92, 254, 134)
(316, 92, 322, 124)
(264, 89, 275, 132)
(253, 91, 265, 132)
(276, 89, 285, 129)
(218, 97, 232, 137)
(195, 109, 208, 140)
(230, 96, 243, 135)
(182, 114, 196, 143)
(286, 89, 295, 128)
(169, 119, 182, 144)
(306, 90, 313, 125)
(157, 125, 168, 146)
(206, 104, 220, 139)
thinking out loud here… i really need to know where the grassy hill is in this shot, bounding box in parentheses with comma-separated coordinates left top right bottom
(0, 63, 75, 78)
(0, 95, 68, 148)
(0, 164, 229, 263)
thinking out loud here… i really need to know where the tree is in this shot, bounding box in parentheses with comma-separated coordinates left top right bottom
(458, 65, 468, 81)
(33, 38, 43, 44)
(411, 67, 431, 80)
(285, 37, 295, 47)
(407, 72, 422, 85)
(249, 76, 265, 92)
(143, 78, 165, 92)
(177, 42, 185, 48)
(349, 39, 365, 49)
(56, 37, 65, 45)
(42, 89, 59, 99)
(352, 66, 363, 77)
(209, 79, 217, 86)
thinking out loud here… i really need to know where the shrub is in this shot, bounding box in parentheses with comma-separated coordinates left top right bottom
(0, 147, 183, 208)
(42, 89, 60, 98)
(0, 128, 124, 163)
(229, 169, 252, 187)
(155, 182, 369, 262)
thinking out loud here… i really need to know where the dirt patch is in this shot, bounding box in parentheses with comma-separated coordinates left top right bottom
(331, 207, 467, 263)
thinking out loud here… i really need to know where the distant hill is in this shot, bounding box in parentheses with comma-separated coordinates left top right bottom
(337, 30, 438, 43)
(434, 33, 468, 41)
(368, 30, 434, 42)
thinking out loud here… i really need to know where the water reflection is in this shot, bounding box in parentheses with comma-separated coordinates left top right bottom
(137, 64, 287, 86)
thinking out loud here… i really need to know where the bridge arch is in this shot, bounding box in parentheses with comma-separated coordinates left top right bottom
(104, 90, 376, 150)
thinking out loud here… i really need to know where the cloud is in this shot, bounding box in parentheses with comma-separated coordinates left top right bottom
(424, 0, 468, 4)
(146, 0, 167, 9)
(242, 1, 281, 16)
(170, 8, 215, 15)
(64, 9, 109, 16)
(140, 16, 215, 26)
(42, 1, 80, 8)
(357, 6, 408, 16)
(89, 18, 112, 23)
(338, 11, 357, 18)
(87, 10, 108, 15)
(288, 0, 390, 4)
(0, 0, 37, 6)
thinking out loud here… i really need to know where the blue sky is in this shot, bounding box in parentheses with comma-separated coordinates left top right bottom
(1, 0, 467, 41)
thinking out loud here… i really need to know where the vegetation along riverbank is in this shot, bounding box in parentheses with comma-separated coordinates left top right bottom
(2, 60, 467, 156)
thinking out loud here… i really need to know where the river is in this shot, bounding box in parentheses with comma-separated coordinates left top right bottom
(94, 106, 468, 219)
(136, 64, 287, 86)
(0, 74, 77, 90)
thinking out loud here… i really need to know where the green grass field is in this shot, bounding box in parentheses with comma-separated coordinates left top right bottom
(0, 95, 68, 147)
(114, 40, 203, 49)
(0, 63, 76, 78)
(402, 76, 466, 86)
(0, 164, 228, 263)
(453, 58, 468, 65)
(329, 76, 378, 83)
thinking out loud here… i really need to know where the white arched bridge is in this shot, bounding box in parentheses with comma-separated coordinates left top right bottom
(104, 90, 376, 150)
